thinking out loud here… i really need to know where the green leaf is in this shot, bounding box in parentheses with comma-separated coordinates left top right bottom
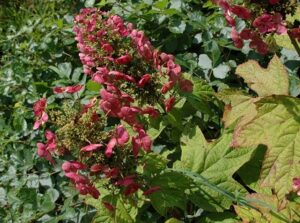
(46, 188, 60, 203)
(165, 218, 184, 223)
(148, 171, 192, 215)
(85, 194, 116, 223)
(85, 0, 96, 7)
(234, 193, 300, 223)
(207, 41, 221, 66)
(17, 188, 37, 208)
(39, 173, 53, 187)
(40, 189, 59, 213)
(71, 67, 83, 82)
(275, 34, 299, 51)
(185, 78, 214, 114)
(192, 78, 214, 99)
(147, 117, 166, 140)
(199, 212, 239, 223)
(140, 152, 168, 177)
(115, 197, 136, 223)
(0, 188, 7, 206)
(198, 54, 212, 69)
(170, 0, 181, 10)
(49, 62, 72, 79)
(217, 89, 258, 128)
(237, 146, 271, 195)
(13, 115, 27, 132)
(213, 64, 230, 79)
(168, 19, 186, 34)
(232, 96, 300, 199)
(174, 126, 254, 211)
(236, 55, 289, 97)
(26, 174, 39, 188)
(86, 80, 102, 92)
(153, 0, 169, 10)
(286, 6, 300, 23)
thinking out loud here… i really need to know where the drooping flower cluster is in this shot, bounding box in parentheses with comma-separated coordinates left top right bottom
(213, 0, 299, 54)
(34, 99, 158, 200)
(33, 9, 192, 202)
(73, 8, 193, 129)
(33, 98, 48, 130)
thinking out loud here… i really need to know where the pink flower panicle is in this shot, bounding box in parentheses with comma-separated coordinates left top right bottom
(53, 85, 83, 94)
(36, 130, 57, 164)
(33, 98, 48, 130)
(73, 8, 193, 122)
(63, 162, 100, 199)
(34, 8, 193, 200)
(213, 0, 297, 55)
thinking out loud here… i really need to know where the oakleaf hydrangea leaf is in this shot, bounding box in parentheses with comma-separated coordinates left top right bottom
(217, 89, 259, 128)
(236, 55, 289, 97)
(174, 126, 254, 212)
(234, 193, 300, 223)
(232, 96, 300, 199)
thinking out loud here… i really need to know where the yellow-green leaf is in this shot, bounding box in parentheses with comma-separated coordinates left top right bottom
(174, 125, 254, 211)
(275, 34, 299, 51)
(217, 89, 259, 128)
(234, 193, 300, 223)
(236, 55, 289, 97)
(232, 96, 300, 199)
(165, 218, 184, 223)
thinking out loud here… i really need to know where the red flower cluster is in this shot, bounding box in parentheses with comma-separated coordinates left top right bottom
(34, 9, 190, 200)
(63, 161, 100, 198)
(34, 101, 146, 199)
(37, 130, 56, 164)
(214, 0, 299, 54)
(33, 98, 48, 130)
(73, 8, 193, 126)
(290, 28, 300, 42)
(53, 85, 83, 94)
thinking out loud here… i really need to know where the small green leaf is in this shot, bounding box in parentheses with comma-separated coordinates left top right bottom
(26, 174, 39, 188)
(198, 54, 212, 69)
(39, 173, 53, 187)
(86, 80, 102, 92)
(154, 0, 169, 10)
(71, 67, 83, 82)
(49, 62, 72, 79)
(165, 218, 184, 223)
(0, 188, 7, 206)
(46, 188, 60, 203)
(115, 198, 136, 223)
(85, 0, 96, 7)
(13, 115, 27, 132)
(168, 19, 186, 34)
(213, 64, 230, 79)
(58, 62, 72, 78)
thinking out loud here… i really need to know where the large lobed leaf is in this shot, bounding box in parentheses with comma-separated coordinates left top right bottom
(234, 193, 300, 223)
(232, 96, 300, 199)
(236, 55, 289, 97)
(217, 89, 259, 128)
(174, 125, 254, 212)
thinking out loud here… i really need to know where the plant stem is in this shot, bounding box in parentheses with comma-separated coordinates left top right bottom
(288, 31, 300, 57)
